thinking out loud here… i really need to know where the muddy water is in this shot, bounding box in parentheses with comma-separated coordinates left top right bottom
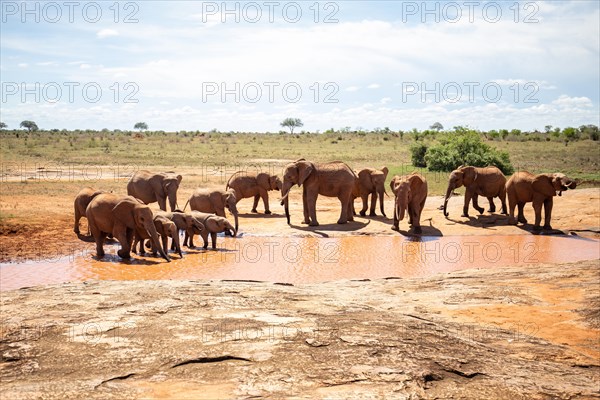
(1, 235, 598, 291)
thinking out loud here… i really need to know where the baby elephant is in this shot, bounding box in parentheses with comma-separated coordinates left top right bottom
(154, 210, 205, 252)
(133, 215, 182, 258)
(186, 188, 239, 234)
(183, 211, 236, 250)
(506, 171, 576, 231)
(390, 173, 428, 234)
(226, 171, 282, 214)
(73, 187, 106, 235)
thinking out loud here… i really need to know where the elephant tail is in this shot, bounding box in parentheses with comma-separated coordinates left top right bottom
(225, 171, 243, 190)
(182, 199, 190, 212)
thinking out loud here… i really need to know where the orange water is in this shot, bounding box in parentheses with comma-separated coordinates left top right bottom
(1, 235, 598, 291)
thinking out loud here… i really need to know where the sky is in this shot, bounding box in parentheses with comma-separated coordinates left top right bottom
(1, 0, 599, 132)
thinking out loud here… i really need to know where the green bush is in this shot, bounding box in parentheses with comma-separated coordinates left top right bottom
(424, 130, 514, 175)
(410, 143, 428, 167)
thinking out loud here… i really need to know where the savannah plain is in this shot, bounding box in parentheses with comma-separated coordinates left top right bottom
(1, 130, 599, 398)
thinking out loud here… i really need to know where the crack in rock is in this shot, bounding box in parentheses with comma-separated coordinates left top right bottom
(172, 355, 252, 368)
(95, 373, 136, 389)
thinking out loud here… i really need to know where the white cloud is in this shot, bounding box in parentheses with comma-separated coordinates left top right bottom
(18, 63, 28, 68)
(96, 29, 119, 39)
(79, 64, 91, 69)
(345, 86, 360, 92)
(367, 83, 380, 89)
(380, 97, 392, 104)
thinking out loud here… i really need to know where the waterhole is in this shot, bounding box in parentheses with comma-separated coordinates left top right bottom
(1, 235, 598, 291)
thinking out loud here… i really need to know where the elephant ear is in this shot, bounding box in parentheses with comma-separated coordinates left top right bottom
(462, 167, 478, 185)
(112, 198, 138, 228)
(297, 161, 314, 187)
(532, 174, 556, 197)
(256, 173, 270, 190)
(381, 167, 389, 180)
(390, 176, 400, 195)
(176, 175, 182, 184)
(408, 174, 422, 193)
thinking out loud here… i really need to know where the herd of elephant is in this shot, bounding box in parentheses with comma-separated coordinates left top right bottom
(73, 159, 577, 263)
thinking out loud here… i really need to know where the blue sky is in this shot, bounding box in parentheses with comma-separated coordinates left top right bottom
(1, 1, 598, 132)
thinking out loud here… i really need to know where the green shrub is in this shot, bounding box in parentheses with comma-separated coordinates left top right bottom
(410, 143, 428, 167)
(424, 130, 514, 175)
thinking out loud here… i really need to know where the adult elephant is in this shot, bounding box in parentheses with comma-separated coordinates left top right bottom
(506, 171, 576, 231)
(443, 166, 507, 218)
(186, 188, 239, 233)
(390, 173, 428, 234)
(226, 171, 282, 214)
(73, 187, 105, 235)
(355, 167, 389, 217)
(127, 170, 182, 212)
(280, 159, 356, 226)
(86, 193, 170, 261)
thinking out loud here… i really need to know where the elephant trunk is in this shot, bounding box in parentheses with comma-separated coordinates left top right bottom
(280, 182, 293, 224)
(230, 204, 239, 233)
(144, 220, 171, 262)
(443, 183, 454, 217)
(397, 195, 406, 222)
(168, 191, 177, 212)
(226, 221, 237, 237)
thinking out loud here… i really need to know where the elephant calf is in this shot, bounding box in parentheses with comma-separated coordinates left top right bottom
(226, 171, 282, 214)
(133, 215, 182, 258)
(390, 173, 428, 234)
(186, 188, 239, 233)
(183, 211, 236, 250)
(154, 211, 205, 252)
(506, 171, 576, 231)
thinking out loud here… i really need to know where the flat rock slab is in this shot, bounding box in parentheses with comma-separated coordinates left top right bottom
(1, 260, 599, 399)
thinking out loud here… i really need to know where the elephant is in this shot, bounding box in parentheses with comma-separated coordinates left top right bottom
(132, 215, 182, 258)
(390, 173, 428, 234)
(86, 193, 170, 261)
(74, 187, 105, 235)
(154, 211, 205, 252)
(443, 166, 507, 218)
(186, 188, 239, 233)
(506, 171, 576, 231)
(182, 211, 236, 249)
(127, 170, 182, 212)
(226, 171, 282, 214)
(279, 159, 356, 226)
(354, 167, 389, 217)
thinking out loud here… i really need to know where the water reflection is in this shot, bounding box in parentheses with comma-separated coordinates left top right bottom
(1, 235, 598, 291)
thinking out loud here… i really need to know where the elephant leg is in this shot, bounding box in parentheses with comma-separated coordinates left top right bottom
(487, 197, 496, 213)
(114, 225, 132, 259)
(379, 189, 386, 218)
(408, 203, 414, 226)
(412, 204, 422, 234)
(359, 193, 368, 216)
(346, 197, 354, 221)
(132, 235, 141, 254)
(201, 231, 208, 249)
(251, 194, 260, 213)
(472, 193, 484, 214)
(260, 189, 271, 214)
(462, 191, 472, 217)
(74, 208, 81, 234)
(508, 198, 517, 224)
(211, 232, 217, 249)
(499, 187, 508, 215)
(392, 197, 399, 231)
(543, 198, 553, 230)
(532, 200, 543, 230)
(517, 203, 528, 224)
(183, 230, 190, 247)
(369, 192, 377, 216)
(309, 192, 319, 226)
(90, 222, 106, 257)
(302, 187, 310, 224)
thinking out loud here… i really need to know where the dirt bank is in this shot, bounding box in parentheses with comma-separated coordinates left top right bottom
(1, 260, 598, 399)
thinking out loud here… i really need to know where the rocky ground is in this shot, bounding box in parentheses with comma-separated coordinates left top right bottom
(1, 260, 599, 399)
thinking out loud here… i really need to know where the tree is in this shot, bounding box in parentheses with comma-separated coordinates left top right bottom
(430, 122, 443, 131)
(0, 122, 6, 130)
(544, 125, 553, 133)
(20, 120, 38, 132)
(134, 122, 148, 132)
(280, 118, 303, 134)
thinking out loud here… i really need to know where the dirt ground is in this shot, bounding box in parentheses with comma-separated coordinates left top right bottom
(1, 171, 599, 263)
